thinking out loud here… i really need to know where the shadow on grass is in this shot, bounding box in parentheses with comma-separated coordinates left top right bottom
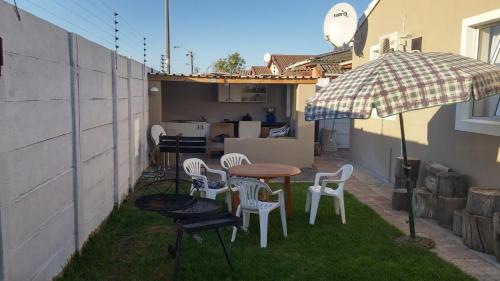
(56, 181, 474, 281)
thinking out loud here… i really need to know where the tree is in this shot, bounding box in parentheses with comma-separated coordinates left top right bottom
(214, 52, 246, 74)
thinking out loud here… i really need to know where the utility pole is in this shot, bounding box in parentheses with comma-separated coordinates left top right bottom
(165, 0, 171, 74)
(188, 50, 194, 74)
(174, 46, 194, 74)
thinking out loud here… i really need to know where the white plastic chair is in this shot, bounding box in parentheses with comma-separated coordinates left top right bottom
(305, 164, 353, 225)
(220, 153, 251, 171)
(150, 125, 165, 146)
(183, 158, 232, 211)
(229, 178, 287, 248)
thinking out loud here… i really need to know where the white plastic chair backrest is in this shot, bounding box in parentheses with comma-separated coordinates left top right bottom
(340, 164, 354, 182)
(229, 178, 271, 210)
(220, 153, 251, 170)
(239, 121, 261, 138)
(151, 125, 166, 146)
(183, 158, 207, 178)
(336, 164, 354, 191)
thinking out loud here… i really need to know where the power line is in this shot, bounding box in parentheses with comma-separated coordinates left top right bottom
(68, 0, 114, 29)
(93, 0, 145, 41)
(53, 0, 144, 58)
(52, 0, 115, 38)
(23, 0, 115, 47)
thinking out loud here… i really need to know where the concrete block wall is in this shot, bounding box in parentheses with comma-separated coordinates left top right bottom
(0, 2, 149, 280)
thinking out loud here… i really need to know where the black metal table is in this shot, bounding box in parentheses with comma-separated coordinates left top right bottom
(135, 194, 240, 281)
(173, 212, 240, 281)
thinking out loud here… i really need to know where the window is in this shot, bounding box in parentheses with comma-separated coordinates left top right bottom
(455, 9, 500, 136)
(472, 23, 500, 118)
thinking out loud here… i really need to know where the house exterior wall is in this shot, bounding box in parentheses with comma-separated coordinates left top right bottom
(225, 84, 316, 168)
(0, 2, 149, 280)
(351, 0, 500, 186)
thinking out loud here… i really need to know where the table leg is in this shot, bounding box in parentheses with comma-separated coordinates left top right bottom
(284, 176, 292, 218)
(173, 229, 183, 281)
(232, 191, 240, 216)
(215, 228, 234, 271)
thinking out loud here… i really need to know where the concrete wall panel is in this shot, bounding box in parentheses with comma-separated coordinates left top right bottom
(78, 69, 112, 100)
(3, 54, 70, 102)
(9, 170, 73, 248)
(7, 134, 72, 201)
(0, 2, 148, 280)
(80, 124, 114, 162)
(78, 99, 113, 130)
(76, 37, 111, 73)
(0, 3, 69, 65)
(5, 100, 72, 151)
(117, 78, 128, 99)
(130, 61, 144, 80)
(10, 203, 74, 281)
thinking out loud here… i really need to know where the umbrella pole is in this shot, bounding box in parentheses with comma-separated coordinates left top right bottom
(398, 113, 416, 239)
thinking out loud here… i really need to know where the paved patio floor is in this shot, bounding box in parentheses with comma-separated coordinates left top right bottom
(154, 149, 500, 281)
(314, 150, 500, 281)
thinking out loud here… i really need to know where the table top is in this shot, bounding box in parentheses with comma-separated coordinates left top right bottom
(229, 163, 301, 178)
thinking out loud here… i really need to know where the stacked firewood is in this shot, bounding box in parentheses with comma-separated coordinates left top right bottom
(461, 187, 500, 262)
(413, 162, 469, 229)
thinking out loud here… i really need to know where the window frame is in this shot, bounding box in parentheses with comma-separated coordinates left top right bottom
(455, 9, 500, 137)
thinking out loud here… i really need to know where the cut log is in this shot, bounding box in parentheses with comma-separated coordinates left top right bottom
(394, 157, 420, 189)
(395, 175, 417, 189)
(413, 188, 435, 218)
(466, 187, 500, 218)
(494, 212, 500, 262)
(391, 188, 409, 211)
(462, 210, 495, 254)
(425, 162, 451, 175)
(424, 175, 438, 195)
(436, 172, 468, 198)
(435, 196, 467, 229)
(453, 210, 463, 237)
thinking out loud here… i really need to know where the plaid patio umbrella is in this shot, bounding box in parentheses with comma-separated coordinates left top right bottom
(305, 51, 500, 238)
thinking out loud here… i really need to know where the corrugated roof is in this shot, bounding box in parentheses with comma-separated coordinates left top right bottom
(251, 66, 272, 75)
(148, 73, 317, 84)
(311, 49, 352, 64)
(238, 69, 253, 76)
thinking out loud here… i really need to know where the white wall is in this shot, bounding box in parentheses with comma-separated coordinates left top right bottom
(0, 2, 149, 280)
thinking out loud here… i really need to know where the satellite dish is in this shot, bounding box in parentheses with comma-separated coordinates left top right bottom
(323, 2, 358, 47)
(263, 53, 271, 63)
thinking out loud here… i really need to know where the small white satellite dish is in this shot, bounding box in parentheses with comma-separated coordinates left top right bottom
(263, 53, 271, 63)
(323, 2, 358, 47)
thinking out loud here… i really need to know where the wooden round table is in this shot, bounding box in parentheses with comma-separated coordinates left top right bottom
(229, 163, 301, 217)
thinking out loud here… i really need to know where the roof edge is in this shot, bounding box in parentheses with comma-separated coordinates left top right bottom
(357, 0, 380, 28)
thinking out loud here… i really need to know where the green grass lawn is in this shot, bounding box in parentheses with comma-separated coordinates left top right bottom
(56, 182, 474, 281)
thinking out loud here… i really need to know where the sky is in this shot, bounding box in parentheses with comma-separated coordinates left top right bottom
(6, 0, 372, 73)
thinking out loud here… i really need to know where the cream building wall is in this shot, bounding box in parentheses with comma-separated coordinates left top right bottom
(351, 0, 500, 187)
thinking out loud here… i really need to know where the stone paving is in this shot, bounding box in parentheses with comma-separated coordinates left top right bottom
(155, 150, 500, 280)
(313, 150, 500, 281)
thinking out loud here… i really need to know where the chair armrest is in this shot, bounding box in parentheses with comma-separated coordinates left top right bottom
(321, 179, 344, 188)
(314, 172, 340, 186)
(271, 189, 283, 196)
(271, 189, 284, 204)
(206, 167, 227, 182)
(191, 175, 208, 189)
